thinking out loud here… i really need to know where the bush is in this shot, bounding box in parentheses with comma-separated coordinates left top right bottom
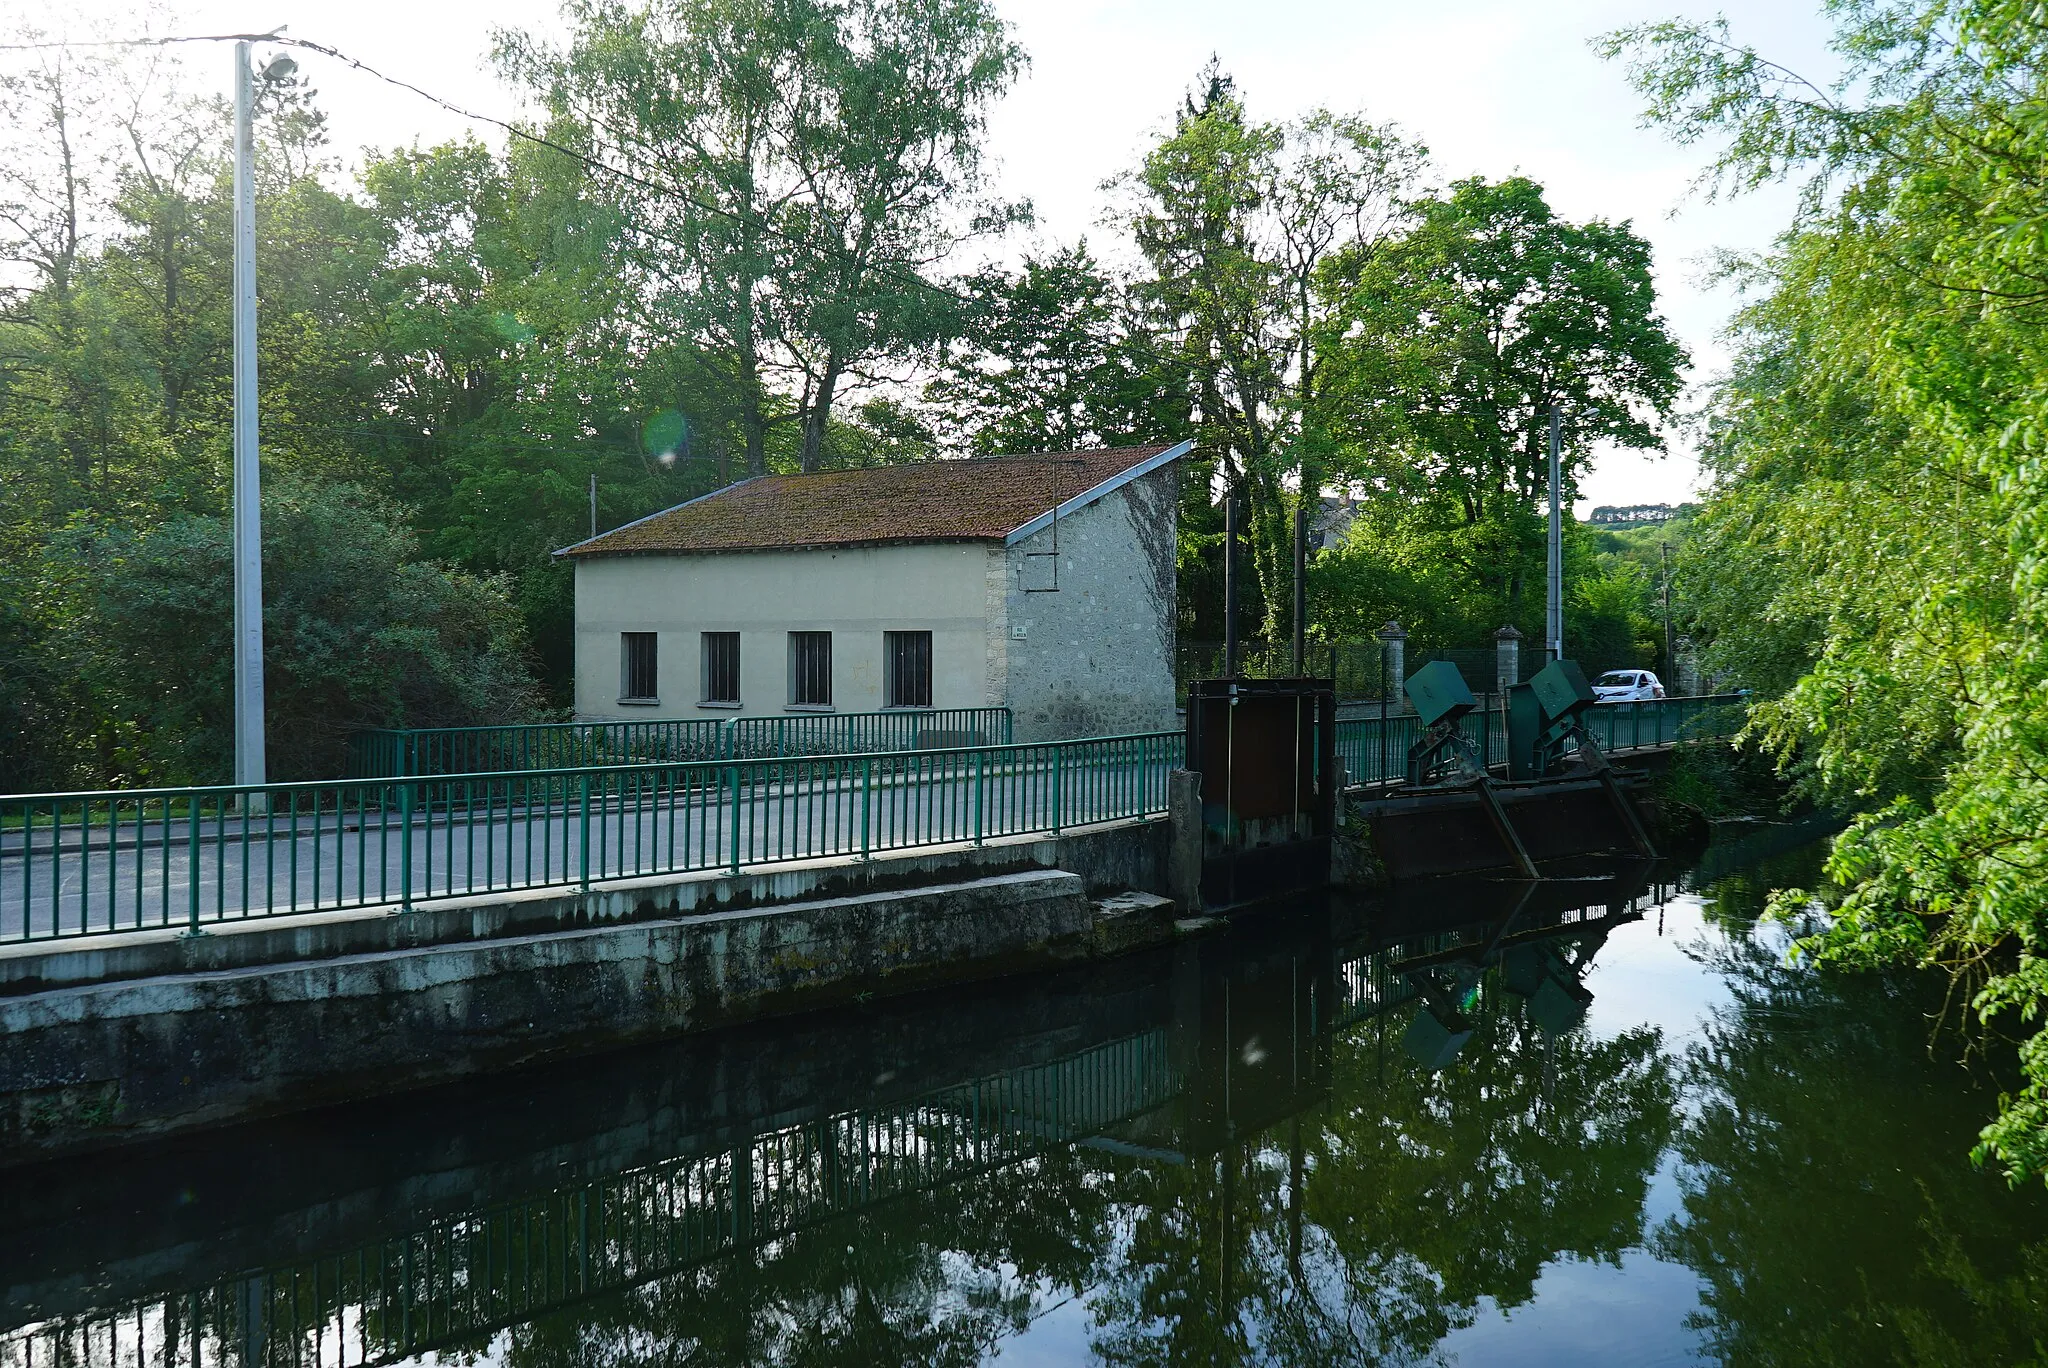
(39, 477, 542, 785)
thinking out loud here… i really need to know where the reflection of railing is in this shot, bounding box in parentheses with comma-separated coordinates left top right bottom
(1332, 693, 1745, 788)
(345, 708, 1017, 779)
(0, 732, 1181, 944)
(0, 1030, 1176, 1368)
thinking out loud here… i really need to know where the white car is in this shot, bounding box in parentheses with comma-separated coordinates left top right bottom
(1592, 669, 1665, 702)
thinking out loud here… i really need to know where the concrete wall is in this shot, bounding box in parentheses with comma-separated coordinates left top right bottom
(1003, 465, 1179, 740)
(0, 871, 1096, 1159)
(573, 543, 1002, 721)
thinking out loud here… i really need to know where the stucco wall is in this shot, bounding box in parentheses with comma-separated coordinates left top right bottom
(1003, 466, 1179, 740)
(573, 543, 1000, 720)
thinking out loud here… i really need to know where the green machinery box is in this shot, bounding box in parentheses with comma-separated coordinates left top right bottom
(1405, 659, 1476, 728)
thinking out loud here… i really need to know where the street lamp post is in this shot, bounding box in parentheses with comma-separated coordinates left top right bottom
(232, 40, 294, 800)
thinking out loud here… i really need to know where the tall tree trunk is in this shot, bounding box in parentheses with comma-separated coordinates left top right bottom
(797, 352, 844, 473)
(739, 338, 767, 479)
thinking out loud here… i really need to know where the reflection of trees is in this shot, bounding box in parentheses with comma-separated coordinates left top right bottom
(496, 1137, 1121, 1368)
(490, 944, 1678, 1368)
(1656, 927, 2048, 1367)
(1693, 835, 1830, 929)
(1087, 973, 1676, 1367)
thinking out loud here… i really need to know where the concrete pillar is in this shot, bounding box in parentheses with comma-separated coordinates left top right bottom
(1166, 769, 1204, 911)
(1673, 635, 1699, 696)
(1376, 621, 1408, 712)
(1493, 625, 1522, 693)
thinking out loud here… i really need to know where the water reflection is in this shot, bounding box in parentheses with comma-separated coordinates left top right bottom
(4, 845, 2046, 1367)
(1653, 856, 2048, 1367)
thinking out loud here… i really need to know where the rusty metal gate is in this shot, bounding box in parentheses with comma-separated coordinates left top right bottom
(1183, 677, 1337, 910)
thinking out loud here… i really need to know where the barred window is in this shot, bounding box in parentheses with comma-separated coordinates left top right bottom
(789, 631, 832, 707)
(621, 632, 658, 701)
(885, 631, 933, 708)
(701, 632, 740, 704)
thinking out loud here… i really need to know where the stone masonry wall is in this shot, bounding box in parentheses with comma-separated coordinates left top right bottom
(1003, 465, 1179, 741)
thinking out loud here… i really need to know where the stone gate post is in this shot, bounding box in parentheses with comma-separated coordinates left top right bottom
(1494, 625, 1522, 694)
(1376, 621, 1409, 712)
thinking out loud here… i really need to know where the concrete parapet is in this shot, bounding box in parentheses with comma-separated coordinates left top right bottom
(0, 940, 1190, 1321)
(0, 819, 1174, 998)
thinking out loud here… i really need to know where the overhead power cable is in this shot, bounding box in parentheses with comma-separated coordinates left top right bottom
(0, 29, 991, 309)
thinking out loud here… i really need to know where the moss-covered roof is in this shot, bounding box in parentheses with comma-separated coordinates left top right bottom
(561, 446, 1177, 556)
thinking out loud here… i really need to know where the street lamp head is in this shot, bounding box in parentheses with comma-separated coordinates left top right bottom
(260, 53, 298, 82)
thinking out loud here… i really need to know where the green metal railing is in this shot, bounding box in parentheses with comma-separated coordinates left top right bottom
(0, 730, 1177, 945)
(344, 719, 727, 779)
(1584, 693, 1745, 752)
(1333, 710, 1509, 787)
(345, 708, 1015, 779)
(1332, 692, 1745, 788)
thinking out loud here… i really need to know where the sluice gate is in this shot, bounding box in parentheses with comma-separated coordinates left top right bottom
(1183, 677, 1338, 910)
(1362, 658, 1664, 881)
(1182, 660, 1681, 894)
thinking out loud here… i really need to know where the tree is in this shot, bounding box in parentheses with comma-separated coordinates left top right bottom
(37, 477, 541, 785)
(1604, 1, 2048, 1177)
(925, 240, 1189, 456)
(497, 0, 1023, 475)
(0, 32, 131, 536)
(1118, 65, 1422, 640)
(1316, 175, 1688, 625)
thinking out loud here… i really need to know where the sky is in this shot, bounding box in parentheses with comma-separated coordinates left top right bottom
(25, 0, 1845, 512)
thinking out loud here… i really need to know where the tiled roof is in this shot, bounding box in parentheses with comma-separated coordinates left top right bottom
(562, 445, 1178, 556)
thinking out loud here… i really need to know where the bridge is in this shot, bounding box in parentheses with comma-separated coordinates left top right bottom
(0, 696, 1737, 944)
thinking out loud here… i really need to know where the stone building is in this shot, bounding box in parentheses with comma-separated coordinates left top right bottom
(557, 441, 1190, 741)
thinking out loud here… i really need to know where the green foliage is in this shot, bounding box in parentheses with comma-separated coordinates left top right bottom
(1311, 173, 1687, 648)
(1115, 65, 1423, 642)
(1320, 176, 1687, 521)
(1608, 0, 2048, 1177)
(33, 478, 540, 786)
(0, 4, 1018, 786)
(497, 0, 1023, 476)
(926, 242, 1190, 458)
(1308, 496, 1668, 672)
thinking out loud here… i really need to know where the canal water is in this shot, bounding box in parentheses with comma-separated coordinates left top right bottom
(7, 822, 2048, 1367)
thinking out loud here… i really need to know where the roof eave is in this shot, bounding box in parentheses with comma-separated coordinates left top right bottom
(553, 476, 766, 558)
(1003, 439, 1194, 546)
(566, 534, 1008, 559)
